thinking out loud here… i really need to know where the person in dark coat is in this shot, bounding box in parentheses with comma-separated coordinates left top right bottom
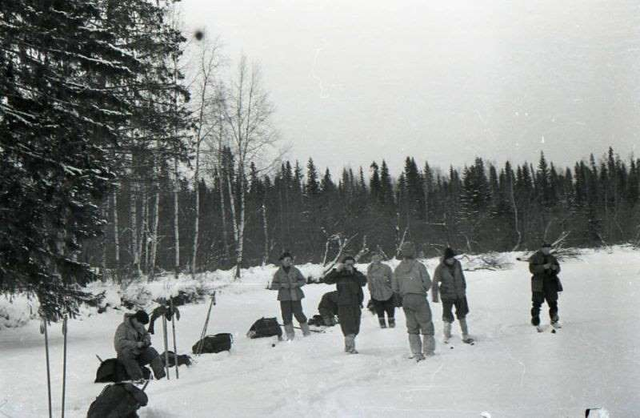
(318, 291, 339, 326)
(269, 251, 310, 340)
(432, 247, 473, 343)
(113, 310, 166, 381)
(528, 242, 563, 329)
(323, 256, 368, 354)
(366, 251, 396, 328)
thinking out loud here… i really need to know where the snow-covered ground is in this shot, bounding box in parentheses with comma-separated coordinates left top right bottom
(1, 248, 638, 417)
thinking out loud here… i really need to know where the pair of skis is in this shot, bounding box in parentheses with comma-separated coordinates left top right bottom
(42, 315, 69, 418)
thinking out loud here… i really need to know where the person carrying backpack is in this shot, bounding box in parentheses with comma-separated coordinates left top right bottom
(113, 310, 165, 382)
(269, 251, 310, 340)
(367, 251, 396, 328)
(323, 256, 368, 354)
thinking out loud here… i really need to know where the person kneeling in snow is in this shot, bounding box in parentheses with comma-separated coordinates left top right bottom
(318, 291, 339, 326)
(269, 251, 311, 340)
(114, 310, 166, 382)
(393, 242, 436, 361)
(323, 256, 367, 354)
(431, 247, 473, 344)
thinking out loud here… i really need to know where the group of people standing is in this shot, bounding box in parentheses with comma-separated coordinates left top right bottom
(269, 241, 479, 361)
(269, 241, 563, 361)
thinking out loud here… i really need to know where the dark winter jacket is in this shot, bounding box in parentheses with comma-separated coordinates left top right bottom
(528, 251, 562, 293)
(367, 262, 394, 301)
(323, 268, 367, 306)
(432, 259, 467, 302)
(270, 266, 306, 301)
(392, 259, 432, 297)
(114, 314, 151, 356)
(318, 291, 339, 316)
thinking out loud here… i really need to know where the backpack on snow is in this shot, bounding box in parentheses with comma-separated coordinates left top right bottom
(246, 317, 283, 339)
(307, 314, 325, 327)
(87, 382, 149, 418)
(94, 358, 151, 383)
(192, 333, 233, 354)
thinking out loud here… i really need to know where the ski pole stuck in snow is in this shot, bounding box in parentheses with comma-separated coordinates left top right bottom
(41, 317, 53, 418)
(61, 316, 68, 418)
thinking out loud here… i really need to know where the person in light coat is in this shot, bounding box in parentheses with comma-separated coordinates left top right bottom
(392, 242, 435, 362)
(114, 310, 165, 381)
(270, 251, 310, 340)
(366, 251, 396, 328)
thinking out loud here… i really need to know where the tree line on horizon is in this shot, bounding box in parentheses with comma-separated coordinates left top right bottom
(81, 147, 640, 278)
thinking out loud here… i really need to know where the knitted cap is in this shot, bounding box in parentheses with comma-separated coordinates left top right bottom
(279, 251, 293, 261)
(443, 247, 456, 260)
(134, 310, 149, 325)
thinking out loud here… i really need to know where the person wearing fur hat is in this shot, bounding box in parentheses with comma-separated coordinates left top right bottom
(432, 247, 473, 344)
(367, 251, 396, 328)
(528, 242, 563, 330)
(323, 255, 368, 354)
(114, 310, 166, 381)
(269, 251, 311, 340)
(392, 242, 436, 362)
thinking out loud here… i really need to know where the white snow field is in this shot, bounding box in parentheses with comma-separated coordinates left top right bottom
(1, 248, 638, 418)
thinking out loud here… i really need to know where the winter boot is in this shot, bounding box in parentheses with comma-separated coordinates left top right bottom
(531, 315, 540, 327)
(284, 323, 295, 341)
(551, 315, 562, 329)
(408, 334, 424, 361)
(443, 322, 452, 343)
(423, 335, 436, 357)
(150, 356, 166, 380)
(300, 321, 311, 337)
(344, 335, 353, 352)
(378, 317, 387, 329)
(349, 335, 358, 354)
(388, 317, 396, 328)
(459, 318, 474, 343)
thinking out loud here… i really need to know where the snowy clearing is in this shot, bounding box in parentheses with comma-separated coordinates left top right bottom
(1, 248, 638, 417)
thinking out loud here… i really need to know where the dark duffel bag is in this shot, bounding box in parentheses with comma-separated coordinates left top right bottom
(87, 382, 148, 418)
(246, 317, 283, 339)
(159, 351, 193, 367)
(95, 358, 151, 383)
(192, 333, 233, 354)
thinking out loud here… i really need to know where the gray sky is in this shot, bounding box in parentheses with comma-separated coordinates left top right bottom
(182, 0, 640, 176)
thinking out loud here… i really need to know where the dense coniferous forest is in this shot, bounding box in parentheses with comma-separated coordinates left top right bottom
(83, 147, 640, 277)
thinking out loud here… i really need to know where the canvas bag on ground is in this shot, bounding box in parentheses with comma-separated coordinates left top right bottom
(192, 333, 233, 354)
(87, 382, 148, 418)
(95, 358, 151, 383)
(246, 317, 283, 339)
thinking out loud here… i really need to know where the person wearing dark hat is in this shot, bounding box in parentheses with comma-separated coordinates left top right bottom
(528, 242, 563, 330)
(269, 251, 310, 340)
(432, 247, 473, 344)
(323, 255, 368, 354)
(392, 241, 435, 362)
(367, 251, 396, 328)
(114, 310, 165, 381)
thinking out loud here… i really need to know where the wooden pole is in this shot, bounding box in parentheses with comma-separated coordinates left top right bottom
(42, 318, 53, 418)
(170, 298, 179, 379)
(61, 317, 68, 418)
(162, 315, 170, 380)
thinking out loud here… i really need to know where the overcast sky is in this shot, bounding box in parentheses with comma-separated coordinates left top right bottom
(181, 0, 640, 176)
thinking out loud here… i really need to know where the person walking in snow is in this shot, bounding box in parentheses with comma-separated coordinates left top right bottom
(528, 242, 563, 330)
(367, 251, 396, 328)
(432, 247, 473, 344)
(392, 242, 436, 361)
(318, 290, 339, 326)
(269, 251, 311, 340)
(323, 256, 368, 354)
(114, 310, 166, 382)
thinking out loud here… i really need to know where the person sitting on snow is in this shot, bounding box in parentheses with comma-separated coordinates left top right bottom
(432, 247, 474, 344)
(114, 310, 166, 382)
